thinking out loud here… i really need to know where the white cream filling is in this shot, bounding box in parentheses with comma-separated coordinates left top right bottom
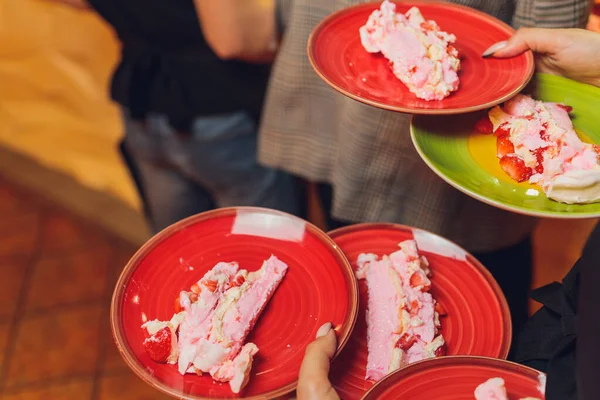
(546, 169, 600, 204)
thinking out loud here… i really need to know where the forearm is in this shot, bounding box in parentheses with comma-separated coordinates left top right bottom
(193, 0, 277, 61)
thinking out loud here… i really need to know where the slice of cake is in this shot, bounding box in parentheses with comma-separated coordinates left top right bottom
(356, 240, 446, 381)
(141, 255, 288, 394)
(474, 378, 509, 400)
(359, 1, 461, 100)
(474, 377, 541, 400)
(475, 94, 600, 204)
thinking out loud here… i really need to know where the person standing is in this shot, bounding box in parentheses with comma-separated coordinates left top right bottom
(197, 0, 592, 347)
(44, 0, 301, 233)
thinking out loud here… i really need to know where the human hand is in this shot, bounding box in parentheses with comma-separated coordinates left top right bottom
(483, 28, 600, 88)
(297, 322, 340, 400)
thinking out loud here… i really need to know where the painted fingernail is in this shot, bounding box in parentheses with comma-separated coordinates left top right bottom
(316, 322, 333, 339)
(482, 41, 508, 58)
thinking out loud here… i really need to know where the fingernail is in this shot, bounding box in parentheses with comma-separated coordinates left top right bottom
(316, 322, 333, 339)
(482, 41, 508, 58)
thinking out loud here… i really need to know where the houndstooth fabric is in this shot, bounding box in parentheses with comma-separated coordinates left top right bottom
(262, 0, 592, 253)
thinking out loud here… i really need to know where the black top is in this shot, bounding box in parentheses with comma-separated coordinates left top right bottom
(514, 224, 600, 400)
(88, 0, 271, 130)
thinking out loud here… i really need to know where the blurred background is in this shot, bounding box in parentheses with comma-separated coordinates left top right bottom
(0, 1, 598, 399)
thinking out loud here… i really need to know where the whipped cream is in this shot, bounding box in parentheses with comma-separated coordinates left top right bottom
(546, 168, 600, 204)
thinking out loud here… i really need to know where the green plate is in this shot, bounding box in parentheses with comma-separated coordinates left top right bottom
(410, 73, 600, 218)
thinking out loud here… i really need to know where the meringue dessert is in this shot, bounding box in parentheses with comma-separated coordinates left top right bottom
(359, 1, 461, 100)
(475, 94, 600, 204)
(356, 240, 446, 381)
(141, 255, 288, 393)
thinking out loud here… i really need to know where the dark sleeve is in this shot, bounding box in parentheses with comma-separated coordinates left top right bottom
(576, 224, 600, 400)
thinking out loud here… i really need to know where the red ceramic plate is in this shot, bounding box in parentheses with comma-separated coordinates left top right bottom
(308, 1, 534, 114)
(328, 224, 511, 399)
(362, 356, 546, 399)
(110, 207, 359, 399)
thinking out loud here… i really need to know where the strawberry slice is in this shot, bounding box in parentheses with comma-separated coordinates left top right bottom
(496, 136, 515, 158)
(474, 116, 493, 134)
(143, 326, 173, 363)
(533, 148, 546, 174)
(409, 271, 431, 292)
(434, 302, 447, 316)
(190, 283, 201, 294)
(499, 154, 533, 183)
(494, 123, 511, 137)
(557, 104, 573, 113)
(231, 274, 246, 287)
(593, 145, 600, 157)
(434, 343, 447, 357)
(396, 333, 419, 351)
(202, 280, 218, 292)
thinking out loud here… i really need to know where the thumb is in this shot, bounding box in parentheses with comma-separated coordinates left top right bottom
(483, 28, 558, 58)
(297, 322, 340, 400)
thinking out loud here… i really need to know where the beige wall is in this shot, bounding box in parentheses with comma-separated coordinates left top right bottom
(0, 0, 140, 210)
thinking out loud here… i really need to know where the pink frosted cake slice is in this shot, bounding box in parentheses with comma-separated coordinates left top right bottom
(141, 255, 288, 393)
(474, 377, 541, 400)
(359, 1, 461, 101)
(476, 94, 600, 204)
(356, 240, 446, 381)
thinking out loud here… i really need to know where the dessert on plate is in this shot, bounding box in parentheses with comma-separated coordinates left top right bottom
(474, 377, 542, 400)
(359, 0, 461, 101)
(475, 94, 600, 204)
(356, 240, 446, 381)
(141, 255, 288, 393)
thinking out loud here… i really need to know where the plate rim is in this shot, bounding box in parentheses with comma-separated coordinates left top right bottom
(307, 0, 535, 115)
(328, 222, 513, 393)
(360, 355, 546, 399)
(110, 206, 360, 400)
(410, 73, 600, 219)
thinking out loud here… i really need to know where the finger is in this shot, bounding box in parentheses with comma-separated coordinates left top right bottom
(482, 28, 558, 58)
(297, 322, 339, 400)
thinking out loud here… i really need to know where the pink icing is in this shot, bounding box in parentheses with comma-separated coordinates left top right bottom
(358, 240, 445, 382)
(359, 1, 460, 101)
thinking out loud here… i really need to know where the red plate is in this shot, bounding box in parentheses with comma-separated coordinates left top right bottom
(328, 224, 511, 399)
(362, 356, 546, 399)
(308, 1, 534, 114)
(110, 207, 359, 399)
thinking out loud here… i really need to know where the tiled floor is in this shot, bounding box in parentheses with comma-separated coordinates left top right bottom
(0, 179, 171, 399)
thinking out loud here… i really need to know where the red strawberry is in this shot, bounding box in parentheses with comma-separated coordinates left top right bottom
(496, 136, 515, 158)
(474, 116, 493, 134)
(499, 154, 533, 182)
(434, 344, 447, 357)
(202, 280, 218, 292)
(593, 145, 600, 156)
(557, 104, 573, 113)
(533, 148, 546, 174)
(231, 274, 246, 287)
(494, 123, 511, 137)
(409, 271, 431, 292)
(396, 333, 419, 351)
(434, 302, 447, 316)
(409, 299, 421, 316)
(190, 283, 201, 294)
(143, 327, 172, 363)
